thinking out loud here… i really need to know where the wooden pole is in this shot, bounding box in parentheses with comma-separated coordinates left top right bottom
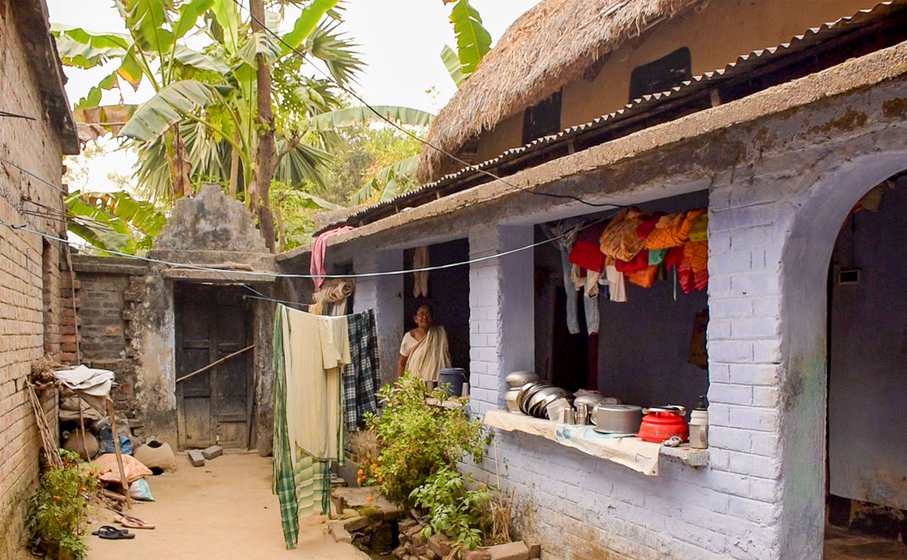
(106, 399, 132, 509)
(175, 344, 255, 384)
(251, 0, 276, 252)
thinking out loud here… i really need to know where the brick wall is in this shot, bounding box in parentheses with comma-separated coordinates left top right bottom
(61, 257, 152, 428)
(0, 2, 68, 556)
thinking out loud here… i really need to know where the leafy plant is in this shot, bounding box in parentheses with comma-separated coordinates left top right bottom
(411, 466, 492, 551)
(65, 190, 167, 255)
(367, 373, 491, 507)
(28, 449, 100, 560)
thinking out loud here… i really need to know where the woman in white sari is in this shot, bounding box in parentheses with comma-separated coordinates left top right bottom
(396, 304, 450, 381)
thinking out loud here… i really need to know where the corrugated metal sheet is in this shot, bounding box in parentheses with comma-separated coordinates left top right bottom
(317, 1, 901, 234)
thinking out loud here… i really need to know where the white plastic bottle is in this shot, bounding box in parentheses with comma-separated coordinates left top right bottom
(689, 395, 709, 449)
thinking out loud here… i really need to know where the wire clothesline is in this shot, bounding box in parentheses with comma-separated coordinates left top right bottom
(0, 211, 618, 280)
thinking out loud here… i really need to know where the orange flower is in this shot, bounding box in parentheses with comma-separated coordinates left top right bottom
(366, 495, 373, 503)
(357, 468, 364, 475)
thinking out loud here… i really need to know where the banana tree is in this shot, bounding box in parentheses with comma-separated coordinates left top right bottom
(65, 190, 167, 254)
(441, 0, 492, 87)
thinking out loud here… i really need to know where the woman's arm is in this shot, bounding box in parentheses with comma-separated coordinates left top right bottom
(396, 354, 408, 379)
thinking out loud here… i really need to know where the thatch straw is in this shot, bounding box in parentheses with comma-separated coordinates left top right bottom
(418, 0, 708, 182)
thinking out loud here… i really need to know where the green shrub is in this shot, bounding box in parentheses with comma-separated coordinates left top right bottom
(411, 466, 492, 551)
(367, 373, 491, 507)
(28, 449, 100, 560)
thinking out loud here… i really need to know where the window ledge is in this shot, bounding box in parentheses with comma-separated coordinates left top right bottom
(483, 409, 708, 476)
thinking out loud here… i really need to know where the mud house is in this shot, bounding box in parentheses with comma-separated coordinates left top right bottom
(0, 0, 79, 555)
(279, 0, 907, 558)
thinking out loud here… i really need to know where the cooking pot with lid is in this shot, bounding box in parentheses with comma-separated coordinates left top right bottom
(591, 404, 642, 434)
(637, 406, 688, 443)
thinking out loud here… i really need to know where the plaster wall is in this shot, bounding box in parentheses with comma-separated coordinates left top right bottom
(353, 249, 404, 385)
(475, 0, 876, 163)
(0, 4, 68, 556)
(828, 176, 907, 511)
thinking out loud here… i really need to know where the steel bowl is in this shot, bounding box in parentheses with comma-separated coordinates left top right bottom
(505, 371, 539, 388)
(516, 382, 543, 412)
(591, 404, 643, 434)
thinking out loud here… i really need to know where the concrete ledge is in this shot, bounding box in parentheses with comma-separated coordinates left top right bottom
(484, 409, 708, 475)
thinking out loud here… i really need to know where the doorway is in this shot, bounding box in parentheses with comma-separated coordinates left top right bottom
(825, 174, 907, 556)
(175, 283, 253, 450)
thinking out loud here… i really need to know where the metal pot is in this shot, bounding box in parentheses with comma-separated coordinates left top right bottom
(505, 388, 521, 413)
(505, 371, 539, 388)
(591, 404, 643, 434)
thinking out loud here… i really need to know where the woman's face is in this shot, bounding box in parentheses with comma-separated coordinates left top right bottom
(414, 306, 433, 329)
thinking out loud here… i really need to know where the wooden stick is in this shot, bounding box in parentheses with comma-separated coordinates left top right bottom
(106, 399, 132, 510)
(26, 379, 62, 469)
(175, 344, 255, 384)
(101, 489, 127, 503)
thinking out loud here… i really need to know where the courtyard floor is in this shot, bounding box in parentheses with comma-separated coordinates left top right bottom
(87, 452, 368, 560)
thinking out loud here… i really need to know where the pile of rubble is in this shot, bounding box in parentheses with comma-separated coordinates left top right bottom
(394, 519, 540, 560)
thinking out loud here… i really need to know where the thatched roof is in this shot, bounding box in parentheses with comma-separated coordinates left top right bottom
(418, 0, 708, 182)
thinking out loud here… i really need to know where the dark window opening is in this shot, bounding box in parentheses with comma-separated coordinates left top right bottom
(629, 47, 692, 101)
(522, 91, 562, 144)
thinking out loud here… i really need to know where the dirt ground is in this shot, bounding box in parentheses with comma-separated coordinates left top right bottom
(87, 452, 368, 560)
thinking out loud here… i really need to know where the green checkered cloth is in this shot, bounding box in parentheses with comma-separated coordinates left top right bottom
(272, 306, 343, 549)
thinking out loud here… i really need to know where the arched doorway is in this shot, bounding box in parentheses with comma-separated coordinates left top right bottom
(825, 171, 907, 557)
(778, 151, 907, 558)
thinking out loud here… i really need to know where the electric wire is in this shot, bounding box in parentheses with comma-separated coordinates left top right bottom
(0, 209, 619, 281)
(0, 157, 69, 195)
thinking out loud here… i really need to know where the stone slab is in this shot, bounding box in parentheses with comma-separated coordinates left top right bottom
(187, 449, 205, 467)
(328, 521, 353, 544)
(201, 445, 223, 459)
(488, 541, 530, 560)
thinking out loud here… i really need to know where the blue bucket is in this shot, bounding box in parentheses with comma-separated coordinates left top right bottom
(439, 368, 467, 397)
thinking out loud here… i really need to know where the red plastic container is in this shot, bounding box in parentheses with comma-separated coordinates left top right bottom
(637, 407, 689, 443)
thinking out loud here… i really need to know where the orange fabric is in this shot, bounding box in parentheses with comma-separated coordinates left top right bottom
(688, 213, 708, 242)
(627, 265, 658, 288)
(599, 208, 647, 262)
(643, 208, 706, 249)
(685, 241, 709, 274)
(678, 240, 709, 294)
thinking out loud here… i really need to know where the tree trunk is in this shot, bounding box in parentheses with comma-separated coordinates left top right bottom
(165, 125, 191, 201)
(251, 0, 276, 252)
(228, 130, 240, 199)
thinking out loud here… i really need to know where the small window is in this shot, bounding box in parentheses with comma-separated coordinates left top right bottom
(522, 91, 562, 144)
(629, 47, 692, 101)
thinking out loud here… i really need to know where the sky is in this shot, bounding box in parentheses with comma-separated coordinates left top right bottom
(46, 0, 542, 192)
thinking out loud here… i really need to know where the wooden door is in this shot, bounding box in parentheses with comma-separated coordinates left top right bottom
(175, 284, 252, 450)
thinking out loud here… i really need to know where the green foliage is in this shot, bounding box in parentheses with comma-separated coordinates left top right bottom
(411, 467, 492, 551)
(320, 125, 422, 205)
(440, 44, 467, 88)
(367, 374, 491, 508)
(448, 0, 491, 75)
(28, 450, 101, 560)
(66, 190, 167, 254)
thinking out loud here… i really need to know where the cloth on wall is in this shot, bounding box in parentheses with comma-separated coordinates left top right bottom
(273, 305, 350, 549)
(310, 226, 353, 291)
(412, 246, 429, 297)
(342, 309, 380, 431)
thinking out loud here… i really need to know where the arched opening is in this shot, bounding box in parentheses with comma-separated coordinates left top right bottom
(825, 171, 907, 558)
(778, 151, 907, 559)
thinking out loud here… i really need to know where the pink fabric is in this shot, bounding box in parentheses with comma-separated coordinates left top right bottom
(311, 227, 353, 290)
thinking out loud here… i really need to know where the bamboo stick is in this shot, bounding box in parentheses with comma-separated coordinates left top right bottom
(175, 344, 255, 384)
(106, 399, 132, 509)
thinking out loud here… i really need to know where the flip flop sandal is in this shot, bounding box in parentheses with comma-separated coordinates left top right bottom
(92, 525, 135, 540)
(116, 514, 156, 530)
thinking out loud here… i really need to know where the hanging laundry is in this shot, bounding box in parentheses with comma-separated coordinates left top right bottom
(599, 208, 648, 262)
(273, 305, 350, 549)
(569, 221, 608, 272)
(678, 241, 709, 294)
(603, 264, 627, 302)
(342, 309, 380, 432)
(643, 209, 705, 249)
(688, 213, 708, 242)
(412, 246, 430, 297)
(311, 226, 353, 291)
(543, 220, 586, 334)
